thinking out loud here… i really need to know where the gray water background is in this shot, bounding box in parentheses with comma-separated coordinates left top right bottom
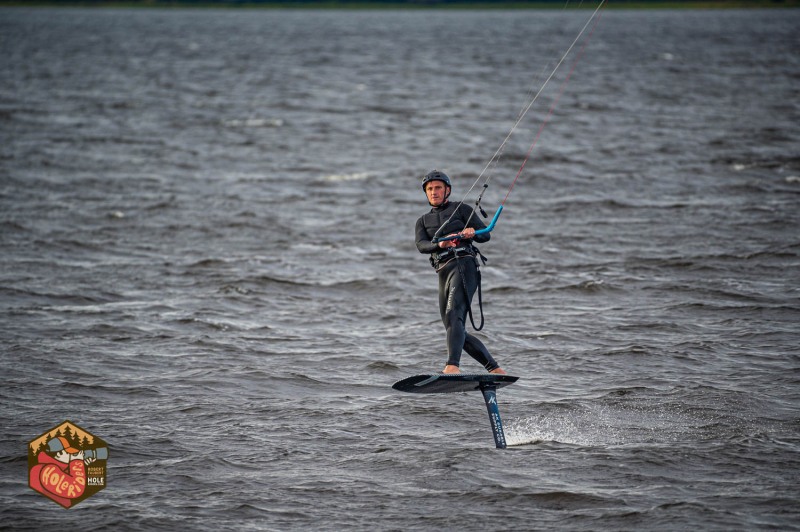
(1, 6, 799, 530)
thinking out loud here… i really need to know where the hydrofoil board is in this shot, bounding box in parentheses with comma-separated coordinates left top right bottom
(392, 373, 518, 394)
(392, 373, 519, 448)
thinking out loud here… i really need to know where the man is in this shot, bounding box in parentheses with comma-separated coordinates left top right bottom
(415, 169, 506, 375)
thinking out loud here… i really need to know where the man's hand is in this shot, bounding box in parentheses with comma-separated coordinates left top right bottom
(438, 235, 459, 248)
(437, 228, 475, 248)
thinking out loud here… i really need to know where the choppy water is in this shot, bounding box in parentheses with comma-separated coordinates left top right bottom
(2, 5, 799, 530)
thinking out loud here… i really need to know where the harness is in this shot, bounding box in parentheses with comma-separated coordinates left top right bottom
(431, 244, 488, 331)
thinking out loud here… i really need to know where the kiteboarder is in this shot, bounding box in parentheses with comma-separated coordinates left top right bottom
(415, 170, 506, 375)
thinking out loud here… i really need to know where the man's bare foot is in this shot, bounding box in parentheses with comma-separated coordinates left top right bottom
(443, 365, 461, 374)
(489, 367, 507, 374)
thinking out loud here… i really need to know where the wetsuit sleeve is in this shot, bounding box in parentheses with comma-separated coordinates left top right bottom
(415, 216, 439, 254)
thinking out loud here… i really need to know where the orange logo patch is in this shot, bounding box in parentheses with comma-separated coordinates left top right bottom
(28, 421, 109, 508)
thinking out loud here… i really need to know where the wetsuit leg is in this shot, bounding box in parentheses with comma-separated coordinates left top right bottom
(463, 334, 500, 372)
(438, 262, 464, 366)
(438, 258, 500, 371)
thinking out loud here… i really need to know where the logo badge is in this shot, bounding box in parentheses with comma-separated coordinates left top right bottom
(28, 421, 109, 508)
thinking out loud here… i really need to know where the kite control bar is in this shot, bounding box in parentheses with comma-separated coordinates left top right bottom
(431, 205, 504, 244)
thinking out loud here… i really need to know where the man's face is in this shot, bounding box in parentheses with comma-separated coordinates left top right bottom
(425, 181, 449, 206)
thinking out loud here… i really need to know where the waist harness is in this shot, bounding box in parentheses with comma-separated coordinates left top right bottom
(430, 244, 487, 270)
(431, 244, 488, 330)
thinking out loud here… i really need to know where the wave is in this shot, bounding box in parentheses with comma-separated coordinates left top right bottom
(503, 490, 622, 509)
(0, 220, 28, 232)
(223, 117, 284, 128)
(0, 286, 122, 307)
(319, 172, 372, 182)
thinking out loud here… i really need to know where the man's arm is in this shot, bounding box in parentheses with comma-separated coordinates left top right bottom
(415, 216, 439, 254)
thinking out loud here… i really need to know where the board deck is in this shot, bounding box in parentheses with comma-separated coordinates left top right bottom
(392, 373, 519, 394)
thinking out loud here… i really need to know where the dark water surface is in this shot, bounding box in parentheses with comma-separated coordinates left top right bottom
(1, 6, 799, 530)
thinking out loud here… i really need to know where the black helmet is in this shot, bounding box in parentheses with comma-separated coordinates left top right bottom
(421, 170, 451, 191)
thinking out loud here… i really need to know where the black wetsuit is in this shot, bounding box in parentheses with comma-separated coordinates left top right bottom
(415, 201, 500, 371)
